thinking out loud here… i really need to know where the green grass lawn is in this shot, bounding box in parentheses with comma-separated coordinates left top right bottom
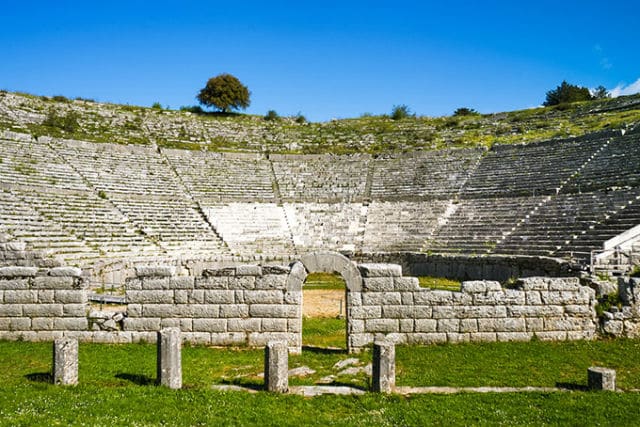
(1, 321, 640, 425)
(303, 272, 346, 290)
(418, 276, 462, 291)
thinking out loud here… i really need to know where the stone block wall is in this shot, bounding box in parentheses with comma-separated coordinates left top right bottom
(123, 265, 301, 350)
(348, 264, 598, 349)
(0, 266, 86, 341)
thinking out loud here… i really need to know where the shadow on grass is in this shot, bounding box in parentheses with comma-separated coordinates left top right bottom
(302, 345, 347, 355)
(25, 372, 53, 383)
(115, 373, 155, 385)
(556, 382, 589, 391)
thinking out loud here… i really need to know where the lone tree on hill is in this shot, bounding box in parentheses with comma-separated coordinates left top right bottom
(197, 73, 251, 113)
(543, 81, 593, 106)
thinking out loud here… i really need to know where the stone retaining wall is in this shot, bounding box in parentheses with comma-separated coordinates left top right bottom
(347, 264, 598, 349)
(1, 257, 638, 351)
(123, 265, 301, 349)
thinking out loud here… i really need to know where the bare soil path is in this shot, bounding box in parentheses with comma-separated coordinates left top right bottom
(303, 290, 345, 318)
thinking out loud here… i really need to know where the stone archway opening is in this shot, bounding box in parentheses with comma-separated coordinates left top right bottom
(302, 271, 347, 350)
(289, 251, 363, 353)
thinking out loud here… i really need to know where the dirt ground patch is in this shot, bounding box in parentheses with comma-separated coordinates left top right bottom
(303, 289, 345, 318)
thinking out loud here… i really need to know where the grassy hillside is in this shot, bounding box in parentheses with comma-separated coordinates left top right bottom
(1, 90, 640, 154)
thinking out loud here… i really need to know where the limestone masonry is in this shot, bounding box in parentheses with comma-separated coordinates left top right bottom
(1, 255, 637, 351)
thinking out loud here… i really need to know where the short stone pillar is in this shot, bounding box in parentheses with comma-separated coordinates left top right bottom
(588, 367, 616, 391)
(53, 338, 78, 385)
(157, 327, 182, 389)
(372, 341, 395, 393)
(264, 340, 288, 393)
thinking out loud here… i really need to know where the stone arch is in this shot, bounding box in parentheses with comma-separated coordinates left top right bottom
(286, 251, 362, 353)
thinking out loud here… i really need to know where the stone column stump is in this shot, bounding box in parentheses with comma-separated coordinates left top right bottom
(53, 338, 78, 386)
(588, 367, 616, 391)
(372, 341, 395, 393)
(157, 327, 182, 389)
(264, 340, 288, 393)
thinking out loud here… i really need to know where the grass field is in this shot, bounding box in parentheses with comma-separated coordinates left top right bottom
(1, 321, 640, 425)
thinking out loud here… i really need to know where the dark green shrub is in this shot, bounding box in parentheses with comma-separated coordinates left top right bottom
(52, 95, 70, 103)
(42, 110, 80, 133)
(179, 105, 205, 114)
(151, 102, 163, 110)
(391, 104, 412, 120)
(453, 107, 480, 116)
(264, 110, 280, 121)
(294, 113, 306, 124)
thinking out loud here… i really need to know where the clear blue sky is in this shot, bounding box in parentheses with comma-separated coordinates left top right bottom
(2, 1, 639, 122)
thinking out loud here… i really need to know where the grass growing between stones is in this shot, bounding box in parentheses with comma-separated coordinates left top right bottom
(1, 336, 640, 425)
(418, 276, 462, 291)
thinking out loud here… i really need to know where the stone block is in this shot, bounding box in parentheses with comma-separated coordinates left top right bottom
(358, 263, 402, 278)
(382, 305, 415, 318)
(192, 318, 227, 333)
(203, 267, 236, 277)
(157, 328, 182, 389)
(517, 277, 550, 291)
(399, 319, 414, 333)
(49, 267, 82, 277)
(182, 332, 211, 345)
(10, 317, 31, 330)
(362, 292, 401, 306)
(534, 331, 567, 341)
(236, 265, 263, 276)
(459, 319, 478, 333)
(189, 304, 219, 318)
(264, 340, 288, 393)
(413, 290, 453, 305)
(33, 277, 75, 290)
(507, 305, 564, 317)
(372, 341, 395, 393)
(38, 290, 55, 303)
(22, 304, 63, 317)
(365, 318, 399, 333)
(203, 290, 235, 304)
(4, 290, 37, 304)
(126, 290, 174, 304)
(407, 332, 447, 345)
(219, 304, 249, 318)
(262, 318, 287, 332)
(447, 332, 471, 343)
(470, 332, 497, 342)
(349, 333, 374, 348)
(525, 318, 544, 332)
(496, 332, 532, 342)
(53, 318, 88, 331)
(54, 290, 86, 304)
(53, 338, 78, 385)
(261, 265, 291, 275)
(249, 304, 298, 318)
(0, 267, 37, 277)
(437, 319, 460, 333)
(243, 290, 283, 305)
(142, 304, 177, 318)
(227, 318, 262, 332)
(135, 266, 175, 278)
(393, 277, 420, 291)
(0, 279, 29, 290)
(414, 319, 437, 333)
(0, 304, 22, 317)
(286, 262, 307, 292)
(195, 276, 229, 289)
(229, 276, 256, 290)
(362, 278, 394, 292)
(123, 318, 161, 331)
(255, 275, 285, 290)
(548, 277, 581, 291)
(32, 317, 54, 330)
(283, 290, 302, 305)
(141, 278, 172, 290)
(588, 367, 616, 391)
(526, 291, 543, 305)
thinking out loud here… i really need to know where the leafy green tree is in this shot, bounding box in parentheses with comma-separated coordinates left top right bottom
(592, 85, 610, 99)
(453, 107, 479, 116)
(543, 81, 593, 106)
(197, 73, 251, 113)
(391, 104, 412, 120)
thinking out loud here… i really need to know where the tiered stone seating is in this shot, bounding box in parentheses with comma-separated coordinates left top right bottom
(370, 148, 483, 200)
(271, 154, 369, 202)
(0, 189, 99, 262)
(203, 203, 293, 256)
(562, 131, 640, 192)
(55, 139, 226, 257)
(425, 196, 545, 253)
(556, 192, 640, 260)
(284, 203, 367, 252)
(164, 149, 276, 202)
(462, 134, 609, 198)
(363, 201, 449, 251)
(495, 190, 636, 257)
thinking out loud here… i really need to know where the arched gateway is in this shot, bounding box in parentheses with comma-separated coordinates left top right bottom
(287, 251, 362, 353)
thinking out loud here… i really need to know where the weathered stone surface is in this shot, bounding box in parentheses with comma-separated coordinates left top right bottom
(588, 367, 616, 391)
(157, 328, 182, 389)
(53, 338, 78, 385)
(372, 341, 395, 393)
(49, 267, 82, 277)
(236, 265, 263, 276)
(0, 267, 37, 277)
(358, 264, 402, 278)
(264, 340, 288, 393)
(135, 266, 176, 278)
